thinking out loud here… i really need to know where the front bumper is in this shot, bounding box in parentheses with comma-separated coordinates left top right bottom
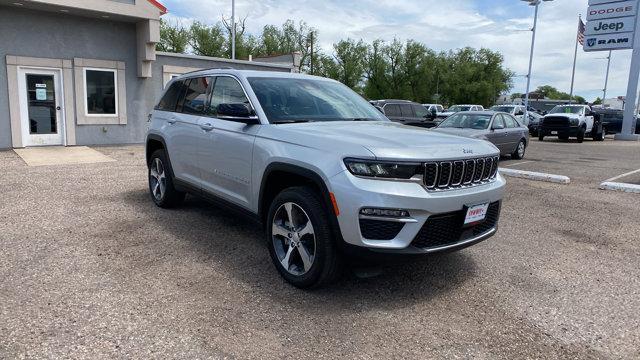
(539, 125, 580, 137)
(329, 170, 506, 254)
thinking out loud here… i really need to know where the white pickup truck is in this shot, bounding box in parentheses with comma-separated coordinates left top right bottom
(538, 105, 604, 142)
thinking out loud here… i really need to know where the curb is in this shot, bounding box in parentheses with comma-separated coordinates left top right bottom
(498, 168, 570, 184)
(598, 181, 640, 194)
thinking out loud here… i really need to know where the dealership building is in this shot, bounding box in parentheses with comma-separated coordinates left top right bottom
(0, 0, 294, 149)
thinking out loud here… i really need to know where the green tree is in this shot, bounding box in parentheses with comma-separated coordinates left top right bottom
(330, 39, 368, 90)
(157, 19, 189, 53)
(189, 21, 226, 57)
(592, 97, 602, 105)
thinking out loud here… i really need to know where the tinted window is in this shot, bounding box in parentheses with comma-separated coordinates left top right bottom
(439, 113, 492, 129)
(400, 104, 414, 117)
(413, 104, 429, 117)
(156, 80, 185, 112)
(181, 77, 210, 115)
(207, 76, 251, 117)
(503, 114, 517, 128)
(85, 69, 117, 115)
(384, 104, 401, 117)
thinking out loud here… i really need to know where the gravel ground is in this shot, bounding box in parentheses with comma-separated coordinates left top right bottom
(1, 142, 639, 359)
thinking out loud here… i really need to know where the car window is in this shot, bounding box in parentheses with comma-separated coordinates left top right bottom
(437, 105, 444, 112)
(180, 77, 209, 115)
(439, 113, 492, 129)
(399, 104, 414, 117)
(413, 104, 429, 117)
(493, 115, 505, 129)
(384, 104, 401, 117)
(156, 80, 185, 112)
(503, 114, 518, 128)
(207, 76, 251, 117)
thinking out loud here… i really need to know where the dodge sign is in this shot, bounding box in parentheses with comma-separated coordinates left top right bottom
(586, 0, 637, 21)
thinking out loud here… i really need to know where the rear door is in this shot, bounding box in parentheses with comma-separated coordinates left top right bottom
(399, 103, 417, 124)
(502, 114, 521, 151)
(154, 79, 203, 184)
(197, 75, 260, 209)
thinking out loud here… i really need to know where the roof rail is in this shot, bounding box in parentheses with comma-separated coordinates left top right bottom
(178, 67, 236, 77)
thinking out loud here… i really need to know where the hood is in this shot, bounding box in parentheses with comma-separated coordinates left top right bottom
(544, 113, 581, 119)
(259, 121, 499, 160)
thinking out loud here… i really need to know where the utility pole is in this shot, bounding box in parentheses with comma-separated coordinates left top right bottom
(523, 1, 540, 121)
(569, 15, 581, 104)
(231, 0, 236, 60)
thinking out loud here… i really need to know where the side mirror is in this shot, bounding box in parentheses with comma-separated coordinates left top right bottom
(217, 103, 260, 124)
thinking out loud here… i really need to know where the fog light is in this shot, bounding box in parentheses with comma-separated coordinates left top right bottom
(359, 208, 410, 218)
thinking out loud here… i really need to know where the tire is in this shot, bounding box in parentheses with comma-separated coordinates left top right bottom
(148, 149, 185, 208)
(577, 126, 585, 143)
(592, 124, 605, 141)
(266, 186, 342, 288)
(512, 139, 526, 160)
(538, 133, 544, 141)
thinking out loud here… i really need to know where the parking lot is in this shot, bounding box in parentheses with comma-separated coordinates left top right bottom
(1, 139, 639, 359)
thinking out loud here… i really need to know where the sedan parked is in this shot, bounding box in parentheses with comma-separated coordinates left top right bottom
(431, 111, 529, 159)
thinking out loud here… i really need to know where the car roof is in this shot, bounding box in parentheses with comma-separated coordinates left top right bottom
(174, 68, 338, 82)
(452, 111, 498, 115)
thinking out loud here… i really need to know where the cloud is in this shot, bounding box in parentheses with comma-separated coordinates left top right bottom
(160, 0, 633, 101)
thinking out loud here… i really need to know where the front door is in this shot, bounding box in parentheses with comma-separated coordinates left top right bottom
(17, 68, 65, 146)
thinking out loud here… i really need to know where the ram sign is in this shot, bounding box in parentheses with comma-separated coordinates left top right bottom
(583, 32, 634, 51)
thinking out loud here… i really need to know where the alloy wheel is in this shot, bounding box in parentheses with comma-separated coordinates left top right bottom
(517, 141, 525, 158)
(149, 158, 166, 201)
(272, 202, 316, 276)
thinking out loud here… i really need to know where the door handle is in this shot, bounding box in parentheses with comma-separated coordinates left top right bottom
(200, 123, 214, 131)
(167, 118, 177, 124)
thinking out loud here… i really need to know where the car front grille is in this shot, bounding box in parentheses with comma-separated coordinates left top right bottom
(411, 202, 501, 250)
(424, 156, 499, 191)
(542, 116, 570, 129)
(359, 219, 405, 240)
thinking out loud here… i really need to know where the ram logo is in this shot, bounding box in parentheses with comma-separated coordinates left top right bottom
(587, 38, 596, 47)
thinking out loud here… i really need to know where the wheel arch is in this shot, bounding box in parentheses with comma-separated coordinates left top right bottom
(258, 163, 342, 238)
(146, 134, 178, 181)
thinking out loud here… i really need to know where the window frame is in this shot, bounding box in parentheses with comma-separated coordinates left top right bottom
(83, 67, 118, 117)
(178, 76, 211, 115)
(204, 74, 258, 121)
(383, 104, 401, 117)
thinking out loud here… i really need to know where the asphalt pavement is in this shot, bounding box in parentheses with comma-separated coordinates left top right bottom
(0, 142, 639, 359)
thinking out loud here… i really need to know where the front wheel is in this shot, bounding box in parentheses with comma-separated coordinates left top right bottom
(592, 124, 605, 141)
(512, 139, 526, 160)
(538, 133, 544, 141)
(577, 127, 585, 143)
(266, 186, 342, 288)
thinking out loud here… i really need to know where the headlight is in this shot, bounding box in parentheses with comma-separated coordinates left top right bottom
(570, 118, 579, 125)
(344, 158, 421, 179)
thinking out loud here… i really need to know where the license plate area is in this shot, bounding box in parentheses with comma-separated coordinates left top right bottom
(551, 131, 558, 135)
(464, 203, 489, 225)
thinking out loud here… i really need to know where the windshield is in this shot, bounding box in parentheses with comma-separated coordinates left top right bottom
(448, 105, 471, 112)
(438, 113, 492, 130)
(247, 77, 388, 123)
(490, 106, 515, 113)
(549, 105, 584, 114)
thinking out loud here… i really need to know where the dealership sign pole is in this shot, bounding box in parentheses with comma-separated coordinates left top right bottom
(584, 0, 640, 140)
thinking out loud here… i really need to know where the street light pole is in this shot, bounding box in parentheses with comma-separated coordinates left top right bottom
(603, 50, 612, 102)
(231, 0, 236, 60)
(523, 0, 540, 121)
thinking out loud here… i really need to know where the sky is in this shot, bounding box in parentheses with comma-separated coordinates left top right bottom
(159, 0, 635, 102)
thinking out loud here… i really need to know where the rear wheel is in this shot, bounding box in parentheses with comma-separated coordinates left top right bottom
(148, 149, 185, 208)
(592, 124, 605, 141)
(512, 139, 526, 160)
(266, 186, 342, 288)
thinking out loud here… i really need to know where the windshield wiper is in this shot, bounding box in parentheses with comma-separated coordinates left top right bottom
(271, 119, 314, 124)
(349, 117, 378, 121)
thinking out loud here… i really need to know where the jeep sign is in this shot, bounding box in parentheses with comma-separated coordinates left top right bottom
(585, 16, 636, 35)
(583, 32, 634, 51)
(586, 0, 637, 21)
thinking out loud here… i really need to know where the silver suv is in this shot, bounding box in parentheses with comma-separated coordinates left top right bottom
(146, 69, 505, 288)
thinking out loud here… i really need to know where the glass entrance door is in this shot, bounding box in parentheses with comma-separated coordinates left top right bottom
(18, 68, 64, 146)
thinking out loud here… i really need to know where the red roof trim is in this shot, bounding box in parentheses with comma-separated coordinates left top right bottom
(147, 0, 168, 15)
